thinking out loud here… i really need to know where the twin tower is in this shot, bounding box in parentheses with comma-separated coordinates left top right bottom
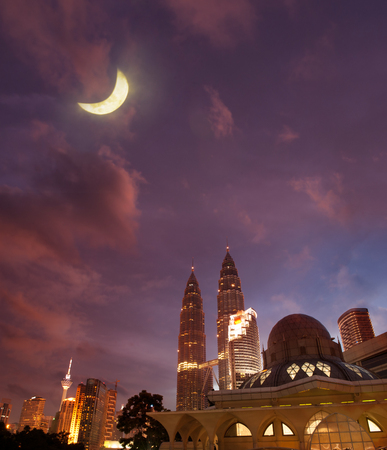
(176, 247, 262, 411)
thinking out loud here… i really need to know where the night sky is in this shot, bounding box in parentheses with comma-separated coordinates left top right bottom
(1, 1, 387, 420)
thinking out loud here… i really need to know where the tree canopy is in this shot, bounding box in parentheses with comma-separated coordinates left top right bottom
(117, 390, 169, 450)
(0, 423, 85, 450)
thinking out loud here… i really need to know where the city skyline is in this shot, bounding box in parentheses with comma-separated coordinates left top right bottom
(1, 0, 387, 423)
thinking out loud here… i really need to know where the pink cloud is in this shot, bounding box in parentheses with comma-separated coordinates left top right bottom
(277, 125, 299, 144)
(0, 0, 112, 96)
(165, 0, 257, 47)
(270, 293, 301, 313)
(0, 121, 143, 264)
(290, 173, 349, 222)
(290, 24, 336, 82)
(204, 86, 234, 138)
(285, 246, 315, 270)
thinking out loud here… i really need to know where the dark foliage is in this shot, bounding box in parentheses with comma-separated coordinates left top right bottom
(0, 423, 85, 450)
(117, 390, 169, 450)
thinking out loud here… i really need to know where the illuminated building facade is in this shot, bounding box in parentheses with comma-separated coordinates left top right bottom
(217, 248, 246, 390)
(229, 308, 262, 388)
(177, 267, 210, 410)
(338, 308, 375, 351)
(73, 378, 107, 450)
(57, 397, 75, 434)
(69, 383, 86, 443)
(152, 314, 387, 450)
(102, 389, 117, 444)
(60, 358, 73, 409)
(18, 396, 45, 432)
(0, 398, 12, 426)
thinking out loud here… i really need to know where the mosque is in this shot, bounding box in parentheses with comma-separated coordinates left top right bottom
(151, 314, 387, 450)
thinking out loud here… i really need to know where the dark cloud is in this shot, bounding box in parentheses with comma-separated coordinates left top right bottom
(1, 0, 387, 421)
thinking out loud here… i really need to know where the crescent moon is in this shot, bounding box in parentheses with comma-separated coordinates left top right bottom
(78, 69, 129, 115)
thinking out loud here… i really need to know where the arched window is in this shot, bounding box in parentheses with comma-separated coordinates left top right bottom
(304, 411, 330, 435)
(310, 413, 374, 450)
(263, 423, 274, 436)
(367, 418, 382, 433)
(225, 422, 252, 437)
(282, 423, 295, 436)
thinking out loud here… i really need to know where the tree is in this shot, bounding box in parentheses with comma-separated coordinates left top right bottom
(117, 390, 169, 450)
(0, 423, 85, 450)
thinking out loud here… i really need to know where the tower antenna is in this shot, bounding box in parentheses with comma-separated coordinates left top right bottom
(60, 358, 73, 410)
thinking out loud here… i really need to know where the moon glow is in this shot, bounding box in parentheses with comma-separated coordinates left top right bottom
(78, 69, 129, 115)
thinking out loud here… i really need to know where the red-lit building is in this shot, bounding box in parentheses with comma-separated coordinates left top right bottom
(338, 308, 375, 351)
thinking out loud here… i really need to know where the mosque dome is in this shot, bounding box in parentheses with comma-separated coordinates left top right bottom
(241, 313, 378, 390)
(267, 314, 331, 348)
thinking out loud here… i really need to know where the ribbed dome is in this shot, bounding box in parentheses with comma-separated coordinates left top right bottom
(268, 314, 331, 348)
(241, 358, 377, 389)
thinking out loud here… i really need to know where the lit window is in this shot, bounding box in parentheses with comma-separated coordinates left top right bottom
(344, 363, 363, 377)
(225, 423, 252, 437)
(287, 363, 300, 380)
(316, 361, 331, 377)
(260, 368, 272, 385)
(301, 362, 315, 377)
(248, 373, 261, 388)
(304, 411, 329, 435)
(282, 423, 294, 436)
(367, 418, 382, 433)
(263, 423, 274, 436)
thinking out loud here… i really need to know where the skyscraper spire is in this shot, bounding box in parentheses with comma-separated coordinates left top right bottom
(217, 249, 245, 390)
(60, 358, 73, 409)
(176, 265, 210, 410)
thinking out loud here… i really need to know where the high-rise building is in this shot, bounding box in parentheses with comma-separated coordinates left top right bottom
(69, 384, 86, 444)
(18, 396, 46, 431)
(217, 247, 246, 390)
(229, 308, 262, 389)
(102, 389, 117, 444)
(0, 398, 12, 426)
(177, 266, 210, 410)
(60, 358, 73, 409)
(57, 397, 76, 434)
(338, 308, 375, 351)
(74, 378, 107, 450)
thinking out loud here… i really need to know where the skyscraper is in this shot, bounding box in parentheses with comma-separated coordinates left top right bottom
(176, 265, 209, 410)
(229, 307, 262, 388)
(18, 396, 46, 431)
(57, 397, 76, 434)
(102, 389, 117, 444)
(0, 398, 12, 426)
(338, 308, 375, 351)
(60, 358, 73, 409)
(70, 379, 107, 450)
(217, 247, 246, 390)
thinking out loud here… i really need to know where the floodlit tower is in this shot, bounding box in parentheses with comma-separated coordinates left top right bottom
(60, 358, 73, 409)
(229, 308, 262, 389)
(217, 246, 245, 390)
(176, 263, 210, 410)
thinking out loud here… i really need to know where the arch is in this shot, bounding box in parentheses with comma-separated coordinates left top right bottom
(258, 414, 299, 448)
(224, 422, 252, 437)
(304, 410, 330, 443)
(310, 413, 375, 450)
